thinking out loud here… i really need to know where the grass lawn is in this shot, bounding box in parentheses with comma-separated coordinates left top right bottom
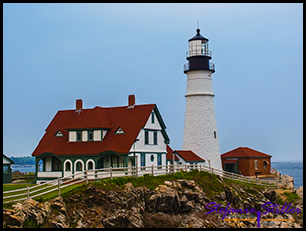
(3, 182, 84, 207)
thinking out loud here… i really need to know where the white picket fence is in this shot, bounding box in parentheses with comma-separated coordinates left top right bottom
(3, 163, 283, 204)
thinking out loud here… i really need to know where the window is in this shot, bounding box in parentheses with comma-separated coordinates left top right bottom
(65, 162, 71, 171)
(141, 154, 145, 167)
(52, 156, 62, 171)
(115, 127, 125, 134)
(69, 131, 77, 142)
(93, 130, 101, 141)
(118, 158, 124, 167)
(153, 131, 158, 145)
(55, 130, 64, 137)
(151, 111, 155, 124)
(3, 165, 9, 174)
(112, 156, 118, 167)
(144, 130, 158, 145)
(214, 131, 217, 139)
(77, 131, 82, 142)
(254, 160, 258, 170)
(111, 155, 124, 168)
(157, 154, 162, 165)
(145, 130, 149, 145)
(88, 131, 93, 141)
(150, 154, 154, 162)
(76, 162, 82, 171)
(88, 161, 93, 170)
(263, 160, 269, 170)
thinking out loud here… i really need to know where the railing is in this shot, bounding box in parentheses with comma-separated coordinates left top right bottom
(3, 163, 283, 204)
(186, 50, 212, 58)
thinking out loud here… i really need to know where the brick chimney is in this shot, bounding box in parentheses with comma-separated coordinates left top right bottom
(76, 99, 83, 110)
(128, 95, 135, 108)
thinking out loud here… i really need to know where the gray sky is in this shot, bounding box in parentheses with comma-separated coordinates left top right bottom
(3, 3, 303, 162)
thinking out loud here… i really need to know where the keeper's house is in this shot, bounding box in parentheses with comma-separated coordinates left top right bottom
(32, 95, 170, 184)
(221, 147, 272, 177)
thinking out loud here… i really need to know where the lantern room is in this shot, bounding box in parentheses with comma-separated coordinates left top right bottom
(184, 28, 215, 73)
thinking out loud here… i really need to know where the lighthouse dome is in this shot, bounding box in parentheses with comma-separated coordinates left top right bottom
(188, 28, 209, 42)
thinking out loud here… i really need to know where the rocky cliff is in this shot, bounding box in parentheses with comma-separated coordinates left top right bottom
(3, 171, 303, 228)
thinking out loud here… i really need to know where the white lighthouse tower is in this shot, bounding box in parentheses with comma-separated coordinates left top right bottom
(182, 28, 222, 170)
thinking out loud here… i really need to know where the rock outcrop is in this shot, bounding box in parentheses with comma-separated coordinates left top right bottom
(3, 176, 303, 228)
(282, 174, 295, 190)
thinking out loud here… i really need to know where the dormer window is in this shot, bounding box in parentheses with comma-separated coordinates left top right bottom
(77, 131, 82, 142)
(69, 129, 103, 142)
(115, 127, 125, 134)
(93, 130, 102, 141)
(55, 130, 64, 137)
(88, 131, 93, 141)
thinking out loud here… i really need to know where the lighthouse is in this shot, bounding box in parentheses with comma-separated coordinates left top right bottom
(182, 28, 222, 170)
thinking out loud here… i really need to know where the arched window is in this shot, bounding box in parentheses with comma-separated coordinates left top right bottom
(76, 162, 82, 171)
(66, 162, 71, 171)
(88, 161, 93, 170)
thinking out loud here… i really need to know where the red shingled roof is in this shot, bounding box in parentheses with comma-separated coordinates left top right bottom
(166, 145, 179, 161)
(32, 104, 156, 156)
(174, 150, 205, 162)
(221, 147, 272, 158)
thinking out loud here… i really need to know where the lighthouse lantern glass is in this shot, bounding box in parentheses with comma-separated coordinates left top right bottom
(201, 41, 209, 56)
(189, 39, 210, 57)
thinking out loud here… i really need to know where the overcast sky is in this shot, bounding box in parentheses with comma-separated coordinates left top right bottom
(3, 3, 303, 162)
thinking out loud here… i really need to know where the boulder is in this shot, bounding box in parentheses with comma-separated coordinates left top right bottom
(224, 187, 240, 206)
(155, 185, 181, 213)
(50, 197, 67, 216)
(179, 195, 193, 212)
(282, 174, 294, 190)
(3, 209, 26, 228)
(3, 198, 53, 228)
(102, 208, 143, 228)
(295, 186, 303, 199)
(263, 189, 277, 203)
(50, 214, 69, 228)
(19, 199, 44, 226)
(176, 180, 197, 189)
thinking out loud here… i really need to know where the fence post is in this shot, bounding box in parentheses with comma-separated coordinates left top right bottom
(136, 164, 138, 178)
(172, 156, 175, 174)
(86, 170, 88, 184)
(132, 166, 135, 177)
(27, 186, 29, 199)
(110, 167, 113, 179)
(58, 177, 61, 197)
(151, 165, 154, 176)
(211, 167, 213, 174)
(199, 164, 202, 172)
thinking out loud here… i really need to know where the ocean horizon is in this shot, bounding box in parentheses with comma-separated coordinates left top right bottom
(12, 161, 303, 188)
